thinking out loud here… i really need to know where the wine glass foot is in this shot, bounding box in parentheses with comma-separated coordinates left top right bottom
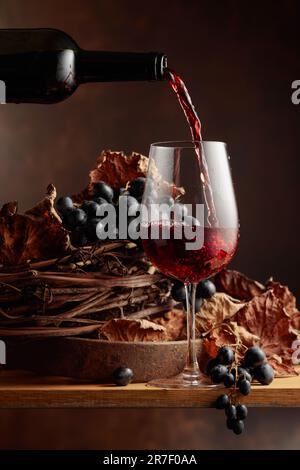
(147, 371, 222, 389)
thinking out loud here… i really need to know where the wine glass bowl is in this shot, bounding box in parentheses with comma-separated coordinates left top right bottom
(141, 141, 239, 388)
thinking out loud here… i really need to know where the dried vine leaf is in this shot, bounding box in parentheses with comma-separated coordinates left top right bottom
(215, 269, 265, 300)
(265, 279, 297, 316)
(291, 312, 300, 331)
(196, 293, 246, 332)
(100, 318, 167, 342)
(72, 150, 148, 202)
(74, 149, 184, 202)
(234, 290, 297, 375)
(236, 291, 295, 346)
(88, 150, 148, 194)
(152, 309, 185, 341)
(203, 322, 260, 357)
(0, 184, 70, 265)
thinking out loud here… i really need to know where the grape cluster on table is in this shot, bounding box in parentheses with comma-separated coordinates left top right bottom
(207, 345, 274, 434)
(55, 177, 146, 247)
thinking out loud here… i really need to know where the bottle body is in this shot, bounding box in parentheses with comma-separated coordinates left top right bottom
(0, 28, 167, 104)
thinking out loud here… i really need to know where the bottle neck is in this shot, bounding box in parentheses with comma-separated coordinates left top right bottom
(77, 50, 167, 83)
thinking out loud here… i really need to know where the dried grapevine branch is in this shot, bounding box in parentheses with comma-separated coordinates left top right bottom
(0, 241, 172, 338)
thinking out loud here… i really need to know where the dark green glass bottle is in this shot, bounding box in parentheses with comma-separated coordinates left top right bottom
(0, 28, 167, 104)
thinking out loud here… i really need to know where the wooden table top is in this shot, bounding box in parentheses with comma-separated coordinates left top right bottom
(0, 369, 300, 408)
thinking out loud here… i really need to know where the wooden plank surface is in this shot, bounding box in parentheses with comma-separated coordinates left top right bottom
(0, 370, 300, 408)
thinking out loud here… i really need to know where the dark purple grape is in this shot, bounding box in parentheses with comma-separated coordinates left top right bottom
(253, 363, 274, 385)
(244, 346, 266, 368)
(64, 208, 87, 228)
(225, 404, 237, 419)
(236, 404, 248, 420)
(224, 372, 235, 388)
(211, 365, 228, 384)
(112, 367, 134, 386)
(129, 177, 146, 199)
(217, 346, 234, 365)
(194, 297, 203, 312)
(183, 296, 203, 312)
(61, 217, 72, 231)
(93, 181, 114, 202)
(215, 394, 230, 410)
(93, 196, 109, 205)
(244, 367, 254, 380)
(86, 217, 102, 241)
(237, 367, 252, 383)
(226, 418, 235, 430)
(196, 279, 216, 299)
(232, 419, 244, 435)
(56, 196, 73, 215)
(205, 358, 219, 376)
(171, 282, 186, 302)
(239, 379, 251, 396)
(81, 200, 100, 218)
(70, 227, 88, 247)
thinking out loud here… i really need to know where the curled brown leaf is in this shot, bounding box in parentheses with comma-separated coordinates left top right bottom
(74, 150, 148, 201)
(0, 184, 70, 265)
(265, 279, 297, 316)
(74, 149, 184, 203)
(196, 292, 246, 333)
(99, 318, 167, 342)
(215, 269, 265, 300)
(90, 150, 148, 189)
(203, 321, 260, 360)
(152, 309, 185, 341)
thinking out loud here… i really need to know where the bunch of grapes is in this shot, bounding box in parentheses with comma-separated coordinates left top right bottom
(56, 177, 202, 248)
(55, 177, 147, 247)
(207, 346, 274, 434)
(171, 279, 216, 312)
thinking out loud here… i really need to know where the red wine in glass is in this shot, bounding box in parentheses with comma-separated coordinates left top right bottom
(143, 223, 238, 284)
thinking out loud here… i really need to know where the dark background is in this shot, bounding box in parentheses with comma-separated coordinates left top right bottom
(0, 0, 299, 450)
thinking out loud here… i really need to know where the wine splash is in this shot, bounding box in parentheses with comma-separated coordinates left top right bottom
(165, 68, 217, 226)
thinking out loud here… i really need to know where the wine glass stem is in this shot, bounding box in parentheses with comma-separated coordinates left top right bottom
(183, 282, 201, 382)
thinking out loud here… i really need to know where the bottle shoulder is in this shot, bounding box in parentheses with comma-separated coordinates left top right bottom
(0, 28, 79, 54)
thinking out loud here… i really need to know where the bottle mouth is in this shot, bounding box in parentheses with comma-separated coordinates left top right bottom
(155, 53, 168, 80)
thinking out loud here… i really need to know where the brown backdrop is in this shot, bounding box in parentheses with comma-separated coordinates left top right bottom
(0, 0, 299, 450)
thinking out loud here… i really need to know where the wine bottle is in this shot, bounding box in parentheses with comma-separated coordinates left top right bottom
(0, 28, 167, 104)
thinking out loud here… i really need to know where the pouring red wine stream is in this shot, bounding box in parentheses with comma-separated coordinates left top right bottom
(165, 68, 218, 226)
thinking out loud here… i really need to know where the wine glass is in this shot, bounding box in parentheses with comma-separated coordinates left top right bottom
(141, 141, 239, 388)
